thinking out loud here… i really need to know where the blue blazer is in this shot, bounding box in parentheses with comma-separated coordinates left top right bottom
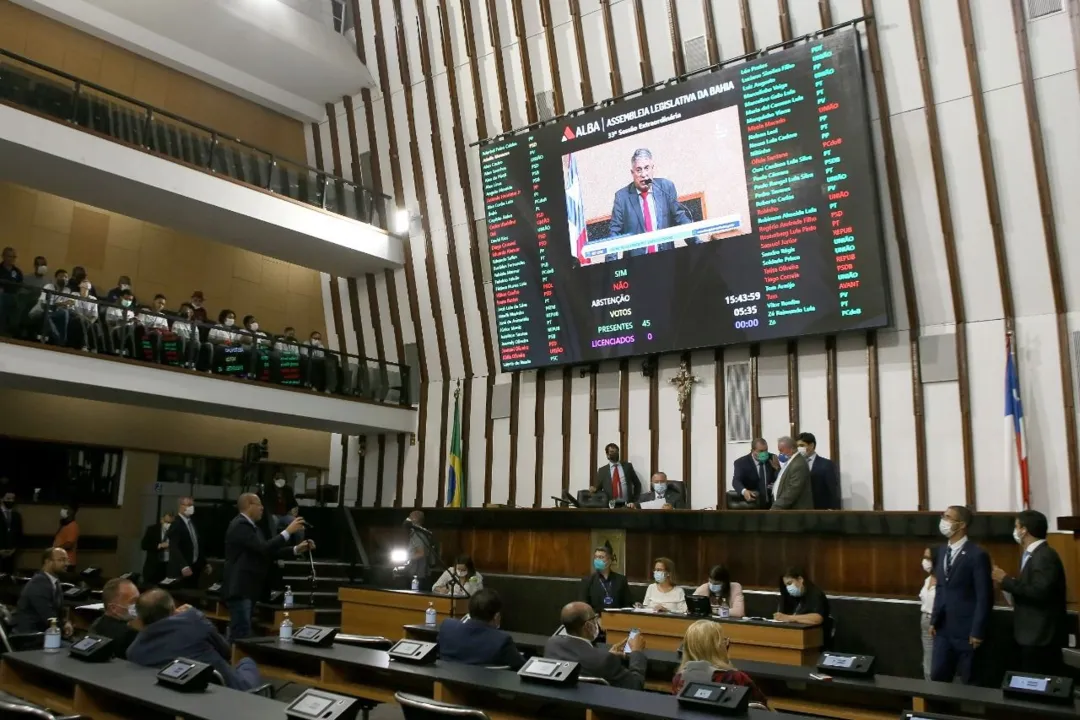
(809, 455, 841, 509)
(127, 609, 254, 690)
(437, 618, 526, 670)
(931, 540, 992, 641)
(607, 178, 694, 256)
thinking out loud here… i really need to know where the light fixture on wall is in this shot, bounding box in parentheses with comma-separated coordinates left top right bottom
(395, 208, 410, 234)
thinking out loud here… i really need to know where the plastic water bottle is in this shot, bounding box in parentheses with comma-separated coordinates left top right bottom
(411, 575, 420, 591)
(283, 585, 294, 608)
(719, 599, 730, 619)
(280, 612, 293, 642)
(44, 618, 61, 652)
(425, 602, 437, 626)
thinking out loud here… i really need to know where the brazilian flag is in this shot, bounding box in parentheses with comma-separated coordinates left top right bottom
(446, 382, 465, 507)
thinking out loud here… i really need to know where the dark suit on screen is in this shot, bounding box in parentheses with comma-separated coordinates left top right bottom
(731, 453, 777, 508)
(772, 453, 813, 510)
(593, 462, 642, 506)
(544, 634, 646, 690)
(12, 571, 62, 633)
(930, 539, 992, 684)
(438, 617, 526, 669)
(1001, 541, 1067, 675)
(808, 454, 841, 509)
(608, 178, 694, 256)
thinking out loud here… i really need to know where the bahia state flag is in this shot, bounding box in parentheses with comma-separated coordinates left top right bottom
(446, 382, 465, 507)
(1004, 333, 1029, 511)
(565, 153, 589, 264)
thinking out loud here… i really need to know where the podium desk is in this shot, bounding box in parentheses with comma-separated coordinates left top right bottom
(602, 609, 822, 665)
(338, 587, 467, 638)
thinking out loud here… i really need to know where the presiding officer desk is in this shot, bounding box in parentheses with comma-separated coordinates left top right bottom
(0, 649, 284, 720)
(403, 622, 1079, 720)
(233, 636, 801, 720)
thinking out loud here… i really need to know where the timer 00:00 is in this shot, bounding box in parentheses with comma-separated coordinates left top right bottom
(734, 318, 759, 330)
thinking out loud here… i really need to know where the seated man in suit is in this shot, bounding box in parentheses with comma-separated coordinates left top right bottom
(771, 436, 813, 510)
(438, 588, 525, 669)
(12, 547, 72, 636)
(127, 588, 263, 691)
(731, 438, 777, 508)
(796, 432, 841, 509)
(637, 472, 686, 509)
(88, 577, 140, 658)
(590, 443, 641, 507)
(544, 602, 646, 690)
(607, 148, 694, 258)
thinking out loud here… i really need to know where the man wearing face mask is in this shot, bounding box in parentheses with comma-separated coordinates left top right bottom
(638, 471, 686, 509)
(731, 438, 778, 508)
(771, 436, 813, 510)
(24, 256, 48, 290)
(105, 287, 138, 356)
(590, 443, 641, 508)
(0, 490, 23, 575)
(796, 432, 841, 509)
(991, 510, 1067, 675)
(88, 577, 140, 658)
(166, 497, 207, 587)
(929, 505, 991, 684)
(545, 602, 647, 689)
(580, 546, 632, 620)
(140, 511, 174, 586)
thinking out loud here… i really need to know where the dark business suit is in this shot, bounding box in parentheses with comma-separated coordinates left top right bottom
(12, 572, 62, 633)
(930, 539, 992, 684)
(593, 462, 642, 505)
(1001, 541, 1067, 675)
(544, 634, 646, 690)
(165, 516, 203, 585)
(608, 178, 694, 256)
(731, 453, 777, 508)
(637, 482, 687, 509)
(127, 609, 261, 691)
(222, 513, 293, 640)
(140, 522, 169, 586)
(772, 453, 813, 510)
(438, 618, 526, 669)
(808, 454, 841, 509)
(0, 506, 22, 575)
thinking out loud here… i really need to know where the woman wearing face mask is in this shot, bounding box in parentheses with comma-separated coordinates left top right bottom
(171, 303, 204, 370)
(72, 280, 104, 353)
(208, 309, 248, 376)
(432, 554, 483, 596)
(672, 620, 768, 705)
(53, 504, 80, 572)
(692, 565, 745, 618)
(918, 546, 938, 679)
(640, 557, 687, 614)
(242, 314, 271, 379)
(775, 567, 830, 634)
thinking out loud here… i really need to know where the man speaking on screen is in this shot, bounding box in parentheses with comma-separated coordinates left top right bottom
(608, 148, 695, 257)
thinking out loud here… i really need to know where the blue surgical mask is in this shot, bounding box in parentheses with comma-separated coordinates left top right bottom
(653, 483, 667, 496)
(593, 558, 608, 572)
(653, 570, 667, 583)
(785, 583, 802, 597)
(778, 453, 789, 463)
(708, 582, 723, 594)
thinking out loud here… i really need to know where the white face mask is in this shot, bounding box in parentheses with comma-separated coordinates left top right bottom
(939, 519, 956, 538)
(183, 506, 195, 518)
(59, 509, 69, 519)
(274, 478, 285, 488)
(311, 339, 322, 347)
(456, 569, 468, 577)
(224, 318, 235, 327)
(588, 619, 600, 642)
(162, 522, 171, 532)
(653, 570, 667, 583)
(797, 446, 808, 456)
(121, 299, 131, 307)
(36, 265, 47, 275)
(921, 558, 933, 573)
(127, 604, 138, 619)
(250, 322, 259, 331)
(1012, 528, 1024, 545)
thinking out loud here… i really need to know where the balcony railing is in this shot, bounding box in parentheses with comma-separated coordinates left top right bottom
(0, 48, 394, 233)
(0, 279, 411, 407)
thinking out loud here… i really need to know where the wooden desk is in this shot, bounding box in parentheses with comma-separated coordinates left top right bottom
(602, 609, 822, 665)
(0, 650, 283, 720)
(338, 587, 466, 638)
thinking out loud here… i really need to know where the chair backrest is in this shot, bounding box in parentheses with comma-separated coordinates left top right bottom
(334, 634, 393, 651)
(578, 676, 610, 686)
(748, 702, 768, 710)
(208, 669, 225, 686)
(394, 692, 491, 720)
(482, 665, 510, 671)
(0, 697, 64, 719)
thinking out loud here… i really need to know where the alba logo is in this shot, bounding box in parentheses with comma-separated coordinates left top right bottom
(561, 121, 602, 142)
(562, 126, 575, 141)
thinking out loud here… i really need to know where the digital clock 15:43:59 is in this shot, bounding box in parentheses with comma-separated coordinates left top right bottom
(725, 292, 761, 305)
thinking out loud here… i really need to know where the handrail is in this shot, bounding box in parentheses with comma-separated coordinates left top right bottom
(0, 46, 384, 203)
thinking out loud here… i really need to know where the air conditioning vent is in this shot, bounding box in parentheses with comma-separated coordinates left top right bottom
(535, 90, 556, 121)
(683, 35, 710, 72)
(725, 361, 751, 443)
(1026, 0, 1063, 20)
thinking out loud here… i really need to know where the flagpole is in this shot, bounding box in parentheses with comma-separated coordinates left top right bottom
(1006, 330, 1030, 510)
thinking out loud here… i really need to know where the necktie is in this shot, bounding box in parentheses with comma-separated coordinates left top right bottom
(757, 462, 766, 497)
(641, 191, 656, 253)
(1021, 551, 1031, 571)
(945, 547, 953, 578)
(188, 519, 199, 562)
(611, 465, 622, 501)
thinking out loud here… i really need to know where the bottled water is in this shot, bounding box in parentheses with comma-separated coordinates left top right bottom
(425, 602, 437, 626)
(280, 612, 293, 642)
(283, 585, 294, 608)
(719, 599, 730, 619)
(411, 575, 419, 591)
(44, 618, 61, 652)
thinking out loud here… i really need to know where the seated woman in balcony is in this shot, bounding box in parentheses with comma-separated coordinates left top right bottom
(171, 303, 204, 369)
(29, 268, 74, 346)
(71, 280, 104, 353)
(207, 308, 248, 376)
(242, 314, 272, 380)
(104, 288, 138, 357)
